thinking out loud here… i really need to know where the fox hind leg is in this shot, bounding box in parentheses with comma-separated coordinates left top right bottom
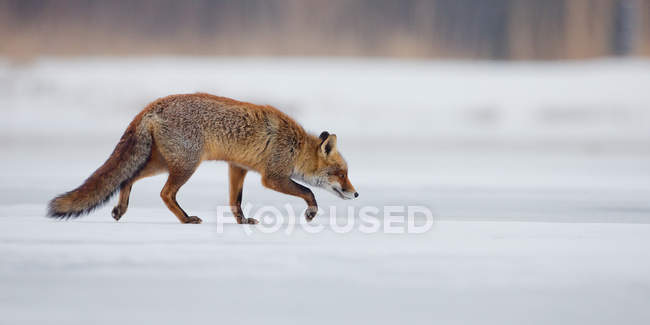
(152, 123, 205, 224)
(160, 165, 201, 224)
(112, 183, 133, 221)
(112, 148, 167, 221)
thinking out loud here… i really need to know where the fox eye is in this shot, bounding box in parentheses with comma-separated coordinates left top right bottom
(329, 171, 344, 178)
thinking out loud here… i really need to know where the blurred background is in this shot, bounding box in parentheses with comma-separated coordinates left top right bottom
(2, 0, 650, 223)
(1, 0, 650, 59)
(3, 1, 650, 324)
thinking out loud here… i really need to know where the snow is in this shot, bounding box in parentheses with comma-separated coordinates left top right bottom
(1, 57, 650, 324)
(2, 217, 650, 324)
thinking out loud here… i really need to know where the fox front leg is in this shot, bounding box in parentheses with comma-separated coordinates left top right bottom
(261, 176, 318, 222)
(228, 164, 258, 224)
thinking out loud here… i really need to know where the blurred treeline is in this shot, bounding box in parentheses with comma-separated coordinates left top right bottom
(1, 0, 649, 60)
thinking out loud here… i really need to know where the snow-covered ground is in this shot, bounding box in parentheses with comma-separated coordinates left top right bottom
(1, 57, 650, 324)
(2, 217, 650, 324)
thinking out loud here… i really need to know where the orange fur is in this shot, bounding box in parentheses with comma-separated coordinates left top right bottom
(48, 93, 358, 224)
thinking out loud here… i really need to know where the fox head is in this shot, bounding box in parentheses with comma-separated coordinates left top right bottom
(306, 131, 358, 200)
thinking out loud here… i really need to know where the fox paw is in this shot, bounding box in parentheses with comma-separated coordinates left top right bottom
(237, 217, 259, 225)
(305, 206, 318, 222)
(111, 206, 124, 221)
(183, 216, 203, 224)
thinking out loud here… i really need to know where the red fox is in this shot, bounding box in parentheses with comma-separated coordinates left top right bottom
(48, 93, 358, 224)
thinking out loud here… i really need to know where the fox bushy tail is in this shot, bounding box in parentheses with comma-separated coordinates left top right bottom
(47, 115, 152, 218)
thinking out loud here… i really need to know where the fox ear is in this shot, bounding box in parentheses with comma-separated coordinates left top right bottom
(319, 131, 330, 142)
(320, 133, 337, 156)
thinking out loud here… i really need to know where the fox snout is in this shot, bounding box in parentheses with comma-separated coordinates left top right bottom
(342, 184, 359, 200)
(340, 175, 358, 200)
(329, 180, 358, 200)
(341, 189, 358, 200)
